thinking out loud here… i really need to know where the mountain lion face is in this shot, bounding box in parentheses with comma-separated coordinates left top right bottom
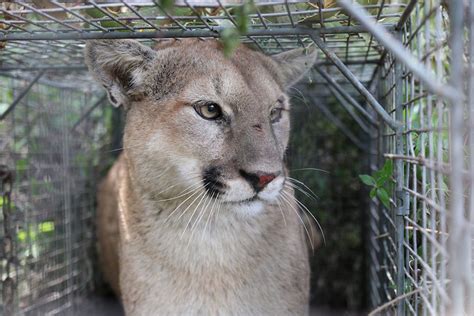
(85, 39, 317, 216)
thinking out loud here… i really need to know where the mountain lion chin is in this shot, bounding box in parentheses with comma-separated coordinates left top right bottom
(227, 199, 264, 217)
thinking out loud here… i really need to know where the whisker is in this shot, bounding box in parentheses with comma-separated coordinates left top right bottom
(282, 190, 326, 247)
(290, 168, 330, 174)
(150, 174, 202, 196)
(153, 166, 173, 179)
(285, 182, 318, 203)
(181, 189, 209, 238)
(174, 188, 208, 224)
(282, 190, 316, 247)
(279, 193, 314, 251)
(164, 184, 207, 223)
(202, 191, 220, 241)
(155, 181, 203, 202)
(276, 197, 287, 227)
(190, 191, 214, 233)
(284, 179, 320, 234)
(185, 193, 214, 250)
(288, 87, 310, 110)
(103, 142, 145, 154)
(287, 177, 319, 200)
(213, 198, 224, 233)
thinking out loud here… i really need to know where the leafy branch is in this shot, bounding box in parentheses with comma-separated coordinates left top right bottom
(220, 1, 255, 57)
(359, 160, 394, 209)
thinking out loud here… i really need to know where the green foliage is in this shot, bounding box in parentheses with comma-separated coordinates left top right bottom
(15, 158, 28, 178)
(38, 221, 55, 233)
(85, 8, 125, 30)
(359, 174, 376, 186)
(17, 221, 55, 260)
(220, 28, 241, 57)
(0, 195, 15, 209)
(235, 2, 254, 34)
(220, 1, 255, 57)
(289, 93, 366, 310)
(160, 0, 174, 11)
(17, 221, 55, 243)
(359, 160, 393, 209)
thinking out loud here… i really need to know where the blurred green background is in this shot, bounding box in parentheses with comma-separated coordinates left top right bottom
(288, 90, 368, 312)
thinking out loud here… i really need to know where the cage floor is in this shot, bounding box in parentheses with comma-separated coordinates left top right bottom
(73, 295, 124, 316)
(71, 295, 365, 316)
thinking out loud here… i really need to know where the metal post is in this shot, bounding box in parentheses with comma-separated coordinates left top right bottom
(336, 0, 458, 102)
(468, 1, 474, 315)
(315, 66, 378, 127)
(448, 0, 467, 315)
(395, 0, 417, 31)
(326, 84, 372, 134)
(310, 34, 401, 131)
(394, 31, 407, 316)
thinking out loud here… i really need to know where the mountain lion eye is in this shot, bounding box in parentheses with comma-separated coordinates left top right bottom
(270, 108, 283, 123)
(194, 102, 222, 120)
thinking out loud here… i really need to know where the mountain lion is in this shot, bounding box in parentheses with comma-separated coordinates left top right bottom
(85, 38, 318, 315)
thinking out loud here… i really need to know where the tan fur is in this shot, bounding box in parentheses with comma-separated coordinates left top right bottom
(96, 156, 122, 296)
(88, 39, 318, 315)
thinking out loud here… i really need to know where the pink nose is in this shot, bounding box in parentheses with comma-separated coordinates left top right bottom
(239, 170, 281, 192)
(258, 174, 277, 188)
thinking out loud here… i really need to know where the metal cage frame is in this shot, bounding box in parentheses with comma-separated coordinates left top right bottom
(0, 1, 472, 315)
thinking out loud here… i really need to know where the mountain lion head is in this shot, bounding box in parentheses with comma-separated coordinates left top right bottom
(85, 39, 317, 216)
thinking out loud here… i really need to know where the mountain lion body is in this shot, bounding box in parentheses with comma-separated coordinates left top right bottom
(85, 39, 318, 315)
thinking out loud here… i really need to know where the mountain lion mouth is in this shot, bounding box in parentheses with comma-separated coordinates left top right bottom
(226, 196, 260, 205)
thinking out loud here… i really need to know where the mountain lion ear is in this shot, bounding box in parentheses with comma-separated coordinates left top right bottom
(272, 46, 318, 88)
(84, 39, 156, 108)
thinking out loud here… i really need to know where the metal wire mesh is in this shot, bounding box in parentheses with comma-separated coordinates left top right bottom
(0, 72, 113, 315)
(0, 1, 402, 70)
(367, 0, 473, 314)
(0, 1, 472, 315)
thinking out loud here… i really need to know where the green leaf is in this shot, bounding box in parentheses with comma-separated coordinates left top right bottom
(359, 174, 376, 186)
(233, 1, 255, 34)
(38, 221, 55, 233)
(375, 174, 388, 187)
(0, 196, 15, 209)
(84, 8, 131, 30)
(370, 188, 377, 199)
(17, 228, 37, 242)
(18, 230, 27, 242)
(220, 28, 241, 57)
(372, 160, 393, 187)
(16, 158, 28, 171)
(377, 188, 391, 209)
(160, 0, 174, 11)
(382, 160, 393, 177)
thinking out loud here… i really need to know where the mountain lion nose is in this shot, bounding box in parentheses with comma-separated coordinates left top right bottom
(239, 170, 280, 192)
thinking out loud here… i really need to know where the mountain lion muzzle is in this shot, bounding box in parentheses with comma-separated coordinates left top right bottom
(85, 38, 318, 315)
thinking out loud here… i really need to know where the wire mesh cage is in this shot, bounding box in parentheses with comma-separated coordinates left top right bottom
(0, 0, 472, 315)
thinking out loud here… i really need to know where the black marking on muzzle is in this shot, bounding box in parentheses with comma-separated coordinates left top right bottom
(203, 166, 225, 197)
